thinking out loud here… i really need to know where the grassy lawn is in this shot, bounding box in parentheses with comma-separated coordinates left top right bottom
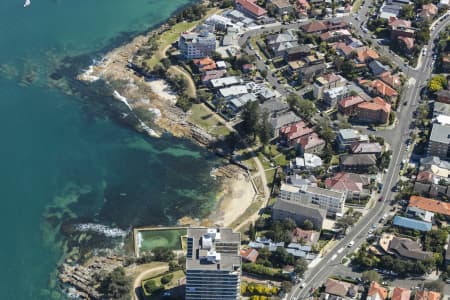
(188, 104, 231, 137)
(145, 21, 198, 69)
(330, 155, 340, 166)
(142, 270, 185, 298)
(265, 168, 276, 186)
(167, 66, 197, 98)
(125, 262, 167, 280)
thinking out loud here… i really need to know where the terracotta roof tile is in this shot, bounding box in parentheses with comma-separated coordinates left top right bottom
(409, 195, 450, 216)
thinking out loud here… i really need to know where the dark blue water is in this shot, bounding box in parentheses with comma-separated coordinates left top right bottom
(0, 0, 218, 299)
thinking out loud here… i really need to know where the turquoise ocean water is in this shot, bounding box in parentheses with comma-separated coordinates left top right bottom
(0, 0, 219, 299)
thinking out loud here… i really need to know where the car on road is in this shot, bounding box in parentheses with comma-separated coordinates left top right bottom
(378, 196, 383, 202)
(368, 229, 373, 234)
(348, 240, 355, 247)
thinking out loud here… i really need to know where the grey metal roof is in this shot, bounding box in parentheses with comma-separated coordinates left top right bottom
(393, 216, 432, 232)
(433, 102, 450, 117)
(429, 124, 450, 144)
(389, 236, 433, 261)
(269, 111, 302, 130)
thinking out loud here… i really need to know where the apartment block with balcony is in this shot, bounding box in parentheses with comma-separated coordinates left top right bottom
(186, 227, 241, 300)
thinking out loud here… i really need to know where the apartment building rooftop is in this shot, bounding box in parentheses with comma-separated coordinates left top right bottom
(186, 227, 241, 271)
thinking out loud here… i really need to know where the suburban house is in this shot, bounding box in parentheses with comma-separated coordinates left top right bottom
(388, 17, 416, 50)
(337, 129, 369, 150)
(414, 291, 441, 300)
(427, 124, 450, 160)
(235, 0, 268, 19)
(354, 97, 391, 124)
(193, 57, 217, 73)
(379, 0, 411, 19)
(201, 69, 227, 85)
(267, 0, 293, 16)
(291, 228, 320, 245)
(406, 206, 434, 222)
(392, 215, 432, 232)
(284, 45, 311, 62)
(391, 287, 411, 300)
(302, 20, 328, 33)
(272, 198, 326, 229)
(266, 29, 298, 57)
(298, 133, 326, 154)
(313, 73, 347, 100)
(360, 79, 399, 103)
(417, 156, 450, 184)
(325, 172, 371, 200)
(367, 281, 388, 300)
(385, 235, 433, 261)
(299, 63, 327, 83)
(279, 121, 314, 147)
(351, 142, 382, 156)
(319, 29, 352, 43)
(338, 95, 366, 115)
(209, 76, 243, 89)
(295, 0, 311, 17)
(355, 47, 380, 64)
(227, 93, 258, 112)
(409, 195, 450, 217)
(269, 111, 302, 138)
(379, 71, 401, 89)
(369, 60, 390, 76)
(179, 31, 216, 60)
(324, 278, 358, 298)
(433, 102, 450, 118)
(289, 153, 323, 171)
(437, 90, 450, 104)
(240, 247, 259, 263)
(339, 154, 377, 173)
(420, 3, 438, 22)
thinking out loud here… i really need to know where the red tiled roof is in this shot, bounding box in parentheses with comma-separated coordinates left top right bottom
(357, 96, 391, 114)
(339, 95, 365, 109)
(379, 71, 401, 88)
(392, 287, 411, 300)
(356, 47, 379, 63)
(333, 42, 354, 56)
(409, 195, 450, 216)
(292, 228, 318, 243)
(372, 80, 399, 97)
(422, 3, 438, 16)
(193, 57, 217, 72)
(368, 282, 388, 300)
(416, 171, 434, 183)
(280, 121, 314, 141)
(296, 0, 311, 10)
(415, 290, 441, 300)
(388, 17, 412, 28)
(298, 133, 325, 150)
(303, 21, 327, 33)
(236, 0, 267, 17)
(240, 248, 259, 263)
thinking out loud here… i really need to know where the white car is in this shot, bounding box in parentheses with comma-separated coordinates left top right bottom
(348, 240, 355, 247)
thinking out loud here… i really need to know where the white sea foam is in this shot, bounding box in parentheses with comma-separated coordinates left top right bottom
(112, 90, 132, 111)
(139, 120, 160, 137)
(74, 223, 128, 238)
(24, 0, 30, 7)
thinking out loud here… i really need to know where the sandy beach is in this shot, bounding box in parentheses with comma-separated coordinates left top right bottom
(209, 166, 256, 227)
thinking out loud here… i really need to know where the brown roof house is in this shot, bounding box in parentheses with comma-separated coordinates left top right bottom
(388, 236, 433, 261)
(379, 71, 402, 89)
(367, 281, 388, 300)
(437, 90, 450, 104)
(325, 172, 370, 201)
(351, 142, 383, 156)
(235, 0, 268, 19)
(298, 132, 325, 154)
(391, 287, 411, 300)
(340, 154, 377, 173)
(324, 278, 358, 298)
(355, 96, 391, 124)
(338, 95, 366, 115)
(240, 247, 259, 263)
(420, 3, 438, 22)
(415, 291, 441, 300)
(291, 228, 320, 245)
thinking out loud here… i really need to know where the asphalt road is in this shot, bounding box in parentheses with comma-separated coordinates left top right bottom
(289, 10, 450, 300)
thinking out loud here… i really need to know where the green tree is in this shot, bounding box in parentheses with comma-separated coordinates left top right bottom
(100, 267, 132, 300)
(160, 274, 174, 285)
(241, 101, 260, 141)
(248, 222, 257, 240)
(302, 219, 314, 230)
(362, 270, 381, 283)
(294, 258, 308, 276)
(258, 111, 273, 146)
(399, 4, 414, 20)
(281, 281, 293, 293)
(144, 280, 162, 295)
(152, 247, 175, 262)
(429, 75, 447, 92)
